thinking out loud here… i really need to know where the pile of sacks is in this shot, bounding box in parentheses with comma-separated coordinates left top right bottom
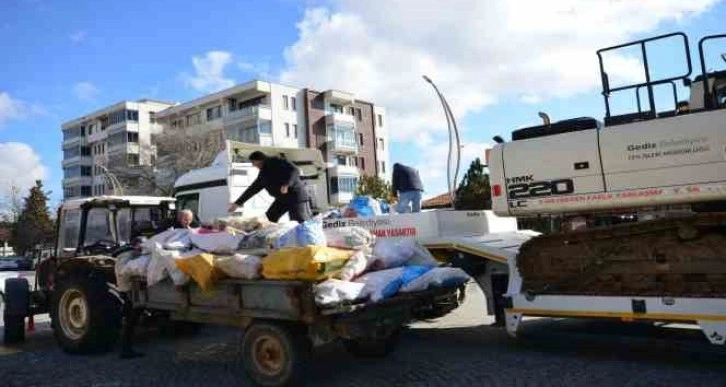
(117, 215, 470, 307)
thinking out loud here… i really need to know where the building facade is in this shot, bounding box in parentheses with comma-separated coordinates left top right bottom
(155, 81, 389, 205)
(60, 81, 389, 206)
(61, 99, 174, 200)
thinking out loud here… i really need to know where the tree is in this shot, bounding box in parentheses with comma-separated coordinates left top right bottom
(11, 180, 55, 255)
(109, 130, 225, 196)
(454, 158, 492, 210)
(356, 174, 395, 202)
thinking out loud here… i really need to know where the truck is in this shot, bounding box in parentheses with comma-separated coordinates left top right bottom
(488, 31, 726, 344)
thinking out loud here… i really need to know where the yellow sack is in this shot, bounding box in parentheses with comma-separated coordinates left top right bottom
(262, 246, 354, 281)
(175, 253, 223, 291)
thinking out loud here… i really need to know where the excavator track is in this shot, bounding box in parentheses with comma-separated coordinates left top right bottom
(517, 213, 726, 297)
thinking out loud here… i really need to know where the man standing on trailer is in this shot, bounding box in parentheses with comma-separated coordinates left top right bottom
(392, 163, 424, 213)
(228, 151, 312, 223)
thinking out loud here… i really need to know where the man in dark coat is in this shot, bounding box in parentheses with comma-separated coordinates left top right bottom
(392, 163, 424, 213)
(228, 151, 312, 223)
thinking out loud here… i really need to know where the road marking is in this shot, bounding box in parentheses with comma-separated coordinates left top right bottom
(0, 346, 21, 356)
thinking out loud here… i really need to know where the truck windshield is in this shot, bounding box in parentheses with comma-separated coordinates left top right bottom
(116, 206, 167, 243)
(85, 208, 115, 246)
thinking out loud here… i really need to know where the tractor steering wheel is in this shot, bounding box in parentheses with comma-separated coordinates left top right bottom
(84, 239, 118, 255)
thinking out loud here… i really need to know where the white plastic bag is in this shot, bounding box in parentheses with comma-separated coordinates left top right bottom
(142, 229, 191, 252)
(147, 243, 191, 286)
(239, 223, 297, 250)
(324, 227, 375, 250)
(215, 254, 262, 280)
(400, 267, 471, 293)
(354, 267, 404, 302)
(190, 231, 245, 255)
(371, 239, 416, 268)
(338, 250, 371, 281)
(115, 251, 150, 292)
(314, 279, 366, 306)
(371, 238, 438, 268)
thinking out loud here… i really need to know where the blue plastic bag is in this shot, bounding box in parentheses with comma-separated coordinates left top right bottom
(273, 217, 327, 249)
(349, 196, 381, 218)
(381, 266, 433, 299)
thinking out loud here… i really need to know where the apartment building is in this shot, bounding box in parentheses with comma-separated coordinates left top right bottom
(302, 89, 389, 204)
(61, 99, 174, 200)
(155, 80, 389, 206)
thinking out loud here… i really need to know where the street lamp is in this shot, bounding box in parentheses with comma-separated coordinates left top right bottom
(423, 75, 461, 208)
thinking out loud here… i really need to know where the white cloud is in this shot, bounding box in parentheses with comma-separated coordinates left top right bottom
(280, 0, 719, 143)
(0, 142, 48, 209)
(239, 60, 272, 79)
(0, 92, 44, 126)
(73, 82, 100, 102)
(182, 51, 235, 93)
(70, 30, 87, 43)
(0, 92, 26, 126)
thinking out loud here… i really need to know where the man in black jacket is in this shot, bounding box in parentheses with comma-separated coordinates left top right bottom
(392, 163, 424, 213)
(228, 151, 312, 223)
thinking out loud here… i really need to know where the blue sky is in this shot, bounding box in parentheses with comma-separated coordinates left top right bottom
(1, 0, 725, 208)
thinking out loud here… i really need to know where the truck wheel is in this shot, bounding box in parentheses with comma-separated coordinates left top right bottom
(3, 278, 29, 344)
(51, 276, 122, 354)
(241, 322, 311, 387)
(342, 329, 402, 358)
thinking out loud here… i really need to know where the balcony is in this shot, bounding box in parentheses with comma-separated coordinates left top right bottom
(328, 164, 360, 177)
(62, 176, 93, 186)
(62, 155, 92, 167)
(108, 142, 140, 155)
(62, 136, 85, 147)
(325, 112, 356, 125)
(224, 104, 272, 125)
(324, 90, 354, 105)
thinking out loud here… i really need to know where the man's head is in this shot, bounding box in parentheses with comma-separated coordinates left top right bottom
(249, 151, 267, 169)
(177, 209, 194, 228)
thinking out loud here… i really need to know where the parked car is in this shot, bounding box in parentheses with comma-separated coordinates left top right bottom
(0, 256, 20, 271)
(15, 256, 34, 271)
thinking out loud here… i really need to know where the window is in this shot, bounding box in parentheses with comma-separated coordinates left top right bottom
(176, 194, 200, 217)
(81, 166, 92, 176)
(127, 132, 139, 143)
(360, 157, 366, 170)
(291, 97, 297, 111)
(330, 176, 358, 194)
(293, 124, 298, 139)
(206, 105, 222, 121)
(348, 106, 355, 115)
(356, 108, 362, 121)
(283, 95, 289, 110)
(258, 121, 272, 135)
(59, 209, 81, 251)
(84, 207, 113, 245)
(377, 114, 383, 127)
(334, 155, 347, 165)
(126, 110, 139, 122)
(378, 138, 385, 150)
(358, 133, 364, 146)
(81, 146, 91, 156)
(149, 112, 156, 124)
(64, 147, 80, 159)
(80, 186, 92, 197)
(186, 113, 201, 126)
(285, 123, 290, 138)
(381, 161, 386, 174)
(127, 154, 139, 166)
(331, 104, 343, 114)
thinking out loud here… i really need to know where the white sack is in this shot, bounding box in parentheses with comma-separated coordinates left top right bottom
(190, 232, 245, 255)
(323, 227, 375, 250)
(314, 279, 366, 306)
(215, 254, 262, 280)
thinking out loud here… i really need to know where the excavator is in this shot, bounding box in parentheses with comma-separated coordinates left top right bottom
(488, 32, 726, 299)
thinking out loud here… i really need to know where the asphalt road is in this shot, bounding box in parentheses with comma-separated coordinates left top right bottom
(1, 282, 724, 386)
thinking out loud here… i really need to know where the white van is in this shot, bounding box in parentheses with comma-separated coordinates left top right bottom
(173, 141, 330, 224)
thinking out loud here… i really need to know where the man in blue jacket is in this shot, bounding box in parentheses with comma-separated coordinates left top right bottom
(228, 151, 312, 223)
(392, 163, 424, 213)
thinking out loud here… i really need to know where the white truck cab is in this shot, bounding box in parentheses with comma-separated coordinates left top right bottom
(174, 141, 329, 224)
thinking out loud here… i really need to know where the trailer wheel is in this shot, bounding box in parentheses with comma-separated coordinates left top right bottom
(3, 278, 29, 344)
(241, 322, 311, 387)
(342, 328, 402, 358)
(51, 276, 122, 354)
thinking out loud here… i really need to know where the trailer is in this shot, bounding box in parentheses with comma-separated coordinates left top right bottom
(129, 276, 464, 386)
